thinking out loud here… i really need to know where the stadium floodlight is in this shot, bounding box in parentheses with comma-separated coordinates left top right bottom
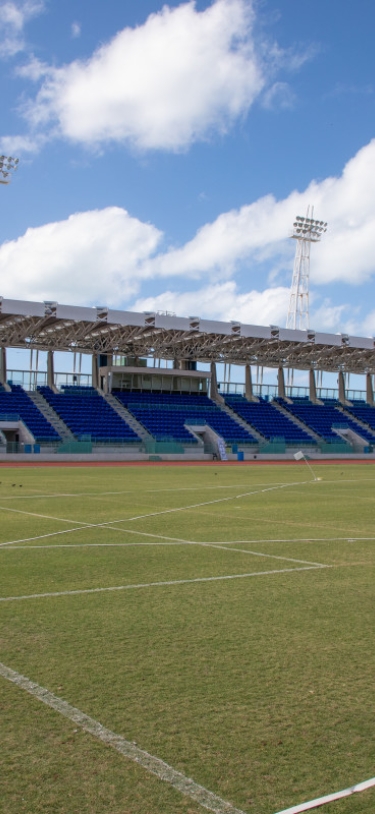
(286, 205, 328, 331)
(0, 155, 19, 185)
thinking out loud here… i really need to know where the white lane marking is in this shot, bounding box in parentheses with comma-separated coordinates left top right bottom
(0, 479, 314, 548)
(208, 537, 375, 544)
(274, 776, 375, 814)
(0, 662, 246, 814)
(0, 504, 88, 524)
(0, 518, 327, 566)
(0, 565, 328, 602)
(0, 481, 291, 500)
(3, 535, 375, 551)
(204, 544, 326, 567)
(0, 538, 327, 567)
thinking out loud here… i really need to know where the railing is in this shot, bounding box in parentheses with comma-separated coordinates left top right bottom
(219, 383, 368, 401)
(3, 370, 370, 403)
(0, 413, 20, 421)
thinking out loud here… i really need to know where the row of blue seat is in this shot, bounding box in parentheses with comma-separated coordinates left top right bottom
(224, 395, 316, 444)
(114, 391, 257, 444)
(0, 385, 60, 442)
(39, 386, 141, 442)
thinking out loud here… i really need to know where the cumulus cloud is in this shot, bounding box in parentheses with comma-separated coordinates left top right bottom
(21, 0, 265, 151)
(133, 282, 290, 324)
(0, 207, 162, 305)
(2, 140, 375, 331)
(0, 0, 44, 58)
(141, 139, 375, 288)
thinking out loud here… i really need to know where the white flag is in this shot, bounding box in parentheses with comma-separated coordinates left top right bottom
(294, 451, 305, 461)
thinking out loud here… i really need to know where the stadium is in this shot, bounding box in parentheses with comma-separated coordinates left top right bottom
(2, 292, 375, 814)
(2, 2, 375, 813)
(2, 296, 375, 462)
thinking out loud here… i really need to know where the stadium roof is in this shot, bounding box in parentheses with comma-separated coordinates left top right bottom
(1, 297, 375, 374)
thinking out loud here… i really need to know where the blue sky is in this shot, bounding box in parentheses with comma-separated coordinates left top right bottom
(1, 0, 375, 363)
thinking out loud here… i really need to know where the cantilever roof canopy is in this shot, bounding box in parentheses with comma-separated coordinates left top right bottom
(1, 297, 375, 375)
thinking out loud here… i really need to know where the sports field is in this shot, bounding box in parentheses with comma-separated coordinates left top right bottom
(1, 461, 375, 814)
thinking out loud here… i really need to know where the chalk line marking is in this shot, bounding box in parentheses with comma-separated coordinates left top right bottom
(0, 661, 246, 814)
(0, 480, 293, 500)
(274, 776, 375, 814)
(0, 565, 328, 603)
(0, 506, 326, 566)
(3, 535, 375, 551)
(203, 544, 326, 568)
(0, 478, 315, 548)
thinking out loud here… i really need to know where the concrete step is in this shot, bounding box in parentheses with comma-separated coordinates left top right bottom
(336, 405, 375, 439)
(104, 394, 152, 441)
(272, 400, 322, 442)
(218, 401, 265, 442)
(28, 391, 75, 440)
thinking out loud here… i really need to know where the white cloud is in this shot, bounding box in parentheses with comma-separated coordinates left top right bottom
(22, 0, 265, 151)
(0, 1, 44, 58)
(0, 207, 162, 305)
(262, 81, 295, 111)
(0, 132, 45, 155)
(133, 282, 290, 325)
(2, 140, 375, 332)
(141, 139, 375, 288)
(71, 21, 81, 39)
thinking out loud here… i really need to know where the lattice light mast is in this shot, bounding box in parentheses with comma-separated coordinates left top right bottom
(0, 155, 19, 185)
(286, 206, 327, 330)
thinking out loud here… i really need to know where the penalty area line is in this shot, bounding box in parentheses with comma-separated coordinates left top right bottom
(0, 661, 246, 814)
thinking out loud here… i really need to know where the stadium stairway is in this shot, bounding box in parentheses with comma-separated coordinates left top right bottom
(113, 392, 257, 446)
(0, 384, 61, 444)
(104, 394, 153, 442)
(38, 386, 142, 444)
(29, 390, 75, 441)
(336, 403, 375, 439)
(278, 398, 375, 447)
(273, 399, 322, 442)
(223, 394, 317, 447)
(219, 400, 266, 443)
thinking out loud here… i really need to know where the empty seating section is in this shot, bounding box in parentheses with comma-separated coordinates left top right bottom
(224, 394, 316, 444)
(113, 392, 257, 444)
(39, 385, 140, 443)
(278, 397, 375, 444)
(0, 384, 60, 442)
(343, 400, 375, 435)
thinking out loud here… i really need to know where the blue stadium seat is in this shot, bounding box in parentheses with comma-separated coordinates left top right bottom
(38, 386, 141, 443)
(113, 392, 257, 444)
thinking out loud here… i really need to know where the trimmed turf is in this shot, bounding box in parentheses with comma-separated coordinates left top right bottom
(1, 463, 375, 814)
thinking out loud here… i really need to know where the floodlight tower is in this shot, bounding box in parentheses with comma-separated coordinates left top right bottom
(0, 155, 19, 185)
(286, 206, 327, 330)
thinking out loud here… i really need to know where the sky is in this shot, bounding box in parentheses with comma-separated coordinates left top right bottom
(1, 0, 375, 382)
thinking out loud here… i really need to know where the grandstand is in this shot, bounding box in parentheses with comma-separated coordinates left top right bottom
(1, 297, 375, 459)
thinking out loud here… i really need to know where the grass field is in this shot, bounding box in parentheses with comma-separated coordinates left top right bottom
(1, 461, 375, 814)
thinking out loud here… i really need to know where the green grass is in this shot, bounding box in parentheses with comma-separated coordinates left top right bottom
(1, 462, 375, 813)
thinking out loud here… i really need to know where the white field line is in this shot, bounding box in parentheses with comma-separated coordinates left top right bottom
(0, 662, 246, 814)
(204, 544, 326, 567)
(274, 776, 375, 814)
(4, 535, 375, 551)
(0, 504, 326, 566)
(0, 565, 329, 603)
(0, 479, 314, 548)
(207, 537, 375, 544)
(0, 481, 292, 500)
(1, 474, 374, 502)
